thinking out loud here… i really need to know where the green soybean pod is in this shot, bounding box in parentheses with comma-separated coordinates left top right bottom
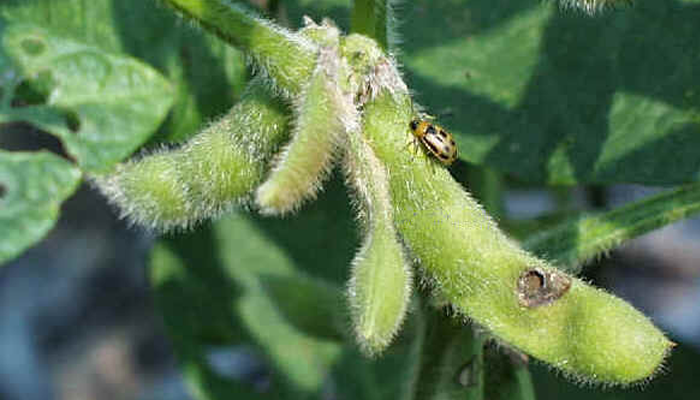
(96, 79, 291, 231)
(360, 90, 672, 385)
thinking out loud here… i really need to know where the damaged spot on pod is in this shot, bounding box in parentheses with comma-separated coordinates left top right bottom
(517, 267, 571, 308)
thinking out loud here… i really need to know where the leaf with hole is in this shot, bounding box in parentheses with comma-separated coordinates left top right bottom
(0, 22, 173, 172)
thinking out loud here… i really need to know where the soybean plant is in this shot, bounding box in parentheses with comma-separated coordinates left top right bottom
(95, 0, 670, 387)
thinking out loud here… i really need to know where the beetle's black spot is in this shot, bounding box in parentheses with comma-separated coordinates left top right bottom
(425, 124, 437, 135)
(439, 130, 448, 138)
(435, 135, 444, 143)
(424, 140, 440, 156)
(409, 120, 419, 131)
(450, 140, 456, 146)
(438, 153, 449, 160)
(444, 145, 452, 154)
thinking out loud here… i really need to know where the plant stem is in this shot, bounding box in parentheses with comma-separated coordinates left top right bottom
(525, 183, 700, 271)
(160, 0, 316, 95)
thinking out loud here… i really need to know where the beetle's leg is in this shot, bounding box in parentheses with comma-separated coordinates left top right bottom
(403, 137, 420, 163)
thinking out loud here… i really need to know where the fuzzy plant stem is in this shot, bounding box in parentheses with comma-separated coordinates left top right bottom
(525, 182, 700, 271)
(361, 90, 672, 385)
(94, 79, 290, 231)
(160, 0, 316, 96)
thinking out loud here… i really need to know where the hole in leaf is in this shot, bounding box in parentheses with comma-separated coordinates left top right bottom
(11, 78, 50, 107)
(517, 267, 571, 308)
(0, 121, 67, 158)
(20, 37, 46, 56)
(63, 110, 81, 133)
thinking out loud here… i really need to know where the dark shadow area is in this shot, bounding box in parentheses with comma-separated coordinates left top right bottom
(402, 1, 700, 185)
(401, 0, 535, 53)
(250, 172, 358, 285)
(485, 1, 700, 184)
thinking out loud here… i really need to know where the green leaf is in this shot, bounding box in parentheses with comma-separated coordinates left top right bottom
(524, 183, 700, 272)
(402, 1, 700, 185)
(0, 22, 174, 172)
(1, 0, 248, 143)
(259, 274, 346, 342)
(0, 150, 81, 265)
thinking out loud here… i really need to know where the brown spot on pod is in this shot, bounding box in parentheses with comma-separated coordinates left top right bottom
(517, 267, 571, 308)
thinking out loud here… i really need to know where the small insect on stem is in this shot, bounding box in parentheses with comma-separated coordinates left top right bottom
(408, 119, 458, 165)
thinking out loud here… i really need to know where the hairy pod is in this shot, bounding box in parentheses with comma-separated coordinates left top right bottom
(344, 126, 412, 356)
(360, 90, 672, 385)
(255, 30, 345, 215)
(95, 80, 291, 230)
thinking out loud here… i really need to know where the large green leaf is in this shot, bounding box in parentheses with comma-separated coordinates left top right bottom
(1, 0, 248, 144)
(0, 22, 174, 172)
(402, 1, 700, 185)
(0, 150, 81, 265)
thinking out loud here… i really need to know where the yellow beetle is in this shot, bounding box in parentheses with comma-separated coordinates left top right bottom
(408, 119, 458, 165)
